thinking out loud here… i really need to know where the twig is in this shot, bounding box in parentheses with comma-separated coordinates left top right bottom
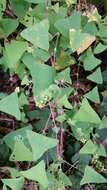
(43, 113, 51, 134)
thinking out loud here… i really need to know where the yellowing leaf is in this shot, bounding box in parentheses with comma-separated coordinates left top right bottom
(102, 90, 107, 98)
(77, 35, 96, 55)
(69, 29, 96, 55)
(87, 8, 101, 23)
(55, 50, 75, 70)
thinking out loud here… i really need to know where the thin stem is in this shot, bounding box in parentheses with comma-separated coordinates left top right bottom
(43, 113, 51, 134)
(49, 102, 57, 128)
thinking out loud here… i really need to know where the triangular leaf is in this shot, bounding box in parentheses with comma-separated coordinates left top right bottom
(80, 140, 96, 155)
(82, 48, 101, 71)
(59, 95, 73, 109)
(55, 67, 71, 83)
(55, 11, 81, 37)
(22, 53, 56, 99)
(3, 126, 32, 149)
(0, 19, 18, 38)
(87, 67, 103, 84)
(21, 19, 49, 50)
(80, 140, 106, 157)
(94, 43, 107, 54)
(73, 98, 101, 124)
(85, 87, 100, 103)
(27, 130, 58, 161)
(4, 40, 27, 69)
(0, 92, 21, 120)
(10, 139, 33, 161)
(10, 0, 29, 18)
(80, 166, 107, 185)
(71, 122, 93, 142)
(20, 160, 48, 188)
(70, 29, 95, 54)
(2, 177, 24, 190)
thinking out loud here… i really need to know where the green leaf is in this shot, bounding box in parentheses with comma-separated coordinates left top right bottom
(0, 19, 18, 38)
(59, 171, 72, 186)
(2, 185, 8, 190)
(21, 19, 49, 50)
(19, 92, 28, 107)
(2, 177, 24, 190)
(32, 48, 50, 62)
(94, 43, 107, 54)
(27, 108, 51, 130)
(96, 144, 107, 157)
(80, 166, 107, 185)
(20, 160, 48, 188)
(80, 140, 96, 155)
(98, 24, 107, 38)
(22, 53, 56, 99)
(85, 86, 100, 103)
(0, 92, 21, 120)
(10, 139, 33, 161)
(54, 11, 81, 37)
(73, 98, 101, 124)
(100, 116, 107, 129)
(82, 48, 101, 71)
(56, 113, 66, 123)
(87, 7, 101, 23)
(10, 0, 29, 18)
(71, 122, 93, 142)
(55, 50, 75, 70)
(3, 126, 32, 150)
(8, 168, 20, 178)
(65, 0, 77, 6)
(70, 29, 96, 54)
(83, 21, 98, 36)
(27, 130, 58, 161)
(4, 40, 27, 69)
(87, 67, 103, 84)
(79, 140, 106, 157)
(59, 95, 73, 109)
(55, 68, 71, 83)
